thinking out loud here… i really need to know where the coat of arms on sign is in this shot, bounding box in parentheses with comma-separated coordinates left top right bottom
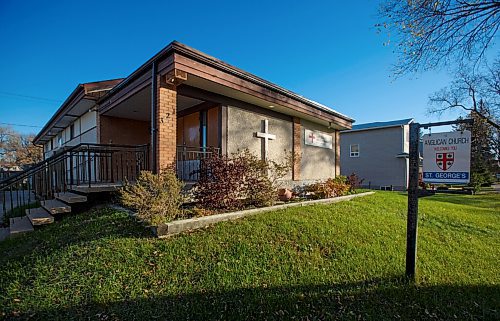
(436, 152, 454, 171)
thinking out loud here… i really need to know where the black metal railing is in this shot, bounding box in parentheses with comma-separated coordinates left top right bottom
(1, 143, 149, 223)
(176, 146, 220, 181)
(0, 170, 23, 183)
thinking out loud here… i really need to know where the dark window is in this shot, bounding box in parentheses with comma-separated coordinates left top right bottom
(70, 124, 75, 140)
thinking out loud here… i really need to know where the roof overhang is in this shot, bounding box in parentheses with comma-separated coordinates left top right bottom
(98, 41, 354, 130)
(34, 79, 123, 144)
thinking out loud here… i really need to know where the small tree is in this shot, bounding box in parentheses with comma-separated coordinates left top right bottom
(0, 126, 42, 168)
(429, 63, 500, 130)
(455, 111, 497, 189)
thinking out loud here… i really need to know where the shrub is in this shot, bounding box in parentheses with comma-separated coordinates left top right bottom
(347, 173, 364, 192)
(304, 176, 351, 199)
(194, 149, 291, 211)
(119, 169, 185, 225)
(469, 170, 495, 192)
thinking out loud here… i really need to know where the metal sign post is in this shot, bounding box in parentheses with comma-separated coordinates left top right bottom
(405, 119, 473, 281)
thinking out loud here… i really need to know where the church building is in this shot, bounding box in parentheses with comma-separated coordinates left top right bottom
(34, 41, 354, 185)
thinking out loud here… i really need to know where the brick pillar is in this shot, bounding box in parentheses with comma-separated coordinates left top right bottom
(292, 117, 301, 181)
(335, 130, 340, 176)
(155, 80, 177, 171)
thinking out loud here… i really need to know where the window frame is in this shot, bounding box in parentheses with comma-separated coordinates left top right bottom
(349, 144, 360, 158)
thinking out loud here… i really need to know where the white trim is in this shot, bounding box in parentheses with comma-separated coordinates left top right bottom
(350, 144, 360, 157)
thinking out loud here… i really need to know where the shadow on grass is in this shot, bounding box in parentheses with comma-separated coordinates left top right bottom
(422, 193, 499, 210)
(5, 281, 499, 320)
(0, 207, 150, 259)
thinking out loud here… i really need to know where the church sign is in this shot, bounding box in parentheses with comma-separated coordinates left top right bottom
(304, 129, 333, 149)
(422, 131, 471, 184)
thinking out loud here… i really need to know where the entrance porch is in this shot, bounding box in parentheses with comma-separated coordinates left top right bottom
(99, 79, 222, 182)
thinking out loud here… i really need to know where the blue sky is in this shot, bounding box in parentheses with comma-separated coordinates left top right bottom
(0, 0, 460, 135)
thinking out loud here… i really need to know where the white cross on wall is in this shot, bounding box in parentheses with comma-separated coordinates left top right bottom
(255, 119, 276, 161)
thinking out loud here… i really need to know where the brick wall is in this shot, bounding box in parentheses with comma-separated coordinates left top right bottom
(292, 117, 301, 180)
(155, 81, 177, 170)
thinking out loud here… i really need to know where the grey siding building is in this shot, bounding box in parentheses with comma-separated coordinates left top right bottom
(340, 119, 413, 191)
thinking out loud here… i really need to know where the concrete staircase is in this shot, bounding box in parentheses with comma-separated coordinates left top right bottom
(0, 191, 88, 241)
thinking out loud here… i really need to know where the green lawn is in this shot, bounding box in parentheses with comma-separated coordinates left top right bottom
(0, 192, 499, 320)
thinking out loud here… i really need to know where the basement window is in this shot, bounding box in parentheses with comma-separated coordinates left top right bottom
(350, 144, 360, 157)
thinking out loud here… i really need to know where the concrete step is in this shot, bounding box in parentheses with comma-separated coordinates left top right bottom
(0, 227, 10, 242)
(42, 199, 71, 215)
(70, 183, 121, 194)
(26, 207, 54, 226)
(56, 192, 87, 204)
(9, 216, 34, 236)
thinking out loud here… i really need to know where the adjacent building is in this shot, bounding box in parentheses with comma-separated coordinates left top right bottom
(340, 118, 414, 190)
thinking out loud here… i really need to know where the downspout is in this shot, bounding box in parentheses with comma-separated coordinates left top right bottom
(151, 61, 158, 174)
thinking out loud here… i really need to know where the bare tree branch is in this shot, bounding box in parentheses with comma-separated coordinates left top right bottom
(428, 64, 500, 130)
(378, 0, 500, 75)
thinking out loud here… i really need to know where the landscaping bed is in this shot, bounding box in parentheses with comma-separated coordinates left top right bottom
(150, 191, 374, 237)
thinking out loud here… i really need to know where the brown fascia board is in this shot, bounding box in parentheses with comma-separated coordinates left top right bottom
(33, 79, 123, 144)
(98, 41, 354, 124)
(83, 78, 124, 94)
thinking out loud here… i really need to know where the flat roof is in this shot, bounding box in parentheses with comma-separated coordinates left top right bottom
(343, 118, 414, 133)
(34, 79, 123, 144)
(100, 41, 354, 123)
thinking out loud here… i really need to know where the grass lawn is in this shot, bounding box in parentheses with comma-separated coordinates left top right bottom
(0, 192, 498, 320)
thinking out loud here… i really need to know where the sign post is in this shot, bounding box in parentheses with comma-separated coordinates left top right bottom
(406, 122, 420, 281)
(405, 119, 473, 281)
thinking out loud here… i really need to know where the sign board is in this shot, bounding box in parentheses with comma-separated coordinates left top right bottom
(422, 131, 471, 184)
(304, 129, 333, 149)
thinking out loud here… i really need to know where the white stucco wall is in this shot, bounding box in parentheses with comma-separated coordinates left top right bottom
(226, 106, 293, 180)
(300, 120, 337, 180)
(226, 105, 340, 182)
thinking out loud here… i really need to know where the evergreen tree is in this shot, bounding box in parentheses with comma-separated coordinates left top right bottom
(455, 106, 498, 189)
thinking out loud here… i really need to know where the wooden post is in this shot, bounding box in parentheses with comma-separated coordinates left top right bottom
(406, 122, 420, 281)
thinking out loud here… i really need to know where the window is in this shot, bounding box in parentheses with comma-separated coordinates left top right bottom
(70, 123, 75, 140)
(57, 132, 63, 147)
(350, 144, 360, 157)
